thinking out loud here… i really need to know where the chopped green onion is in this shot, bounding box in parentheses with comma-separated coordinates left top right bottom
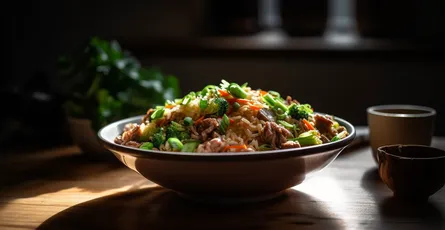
(331, 131, 348, 142)
(263, 94, 276, 107)
(275, 108, 287, 120)
(150, 108, 165, 120)
(174, 98, 183, 104)
(277, 120, 294, 129)
(201, 85, 217, 96)
(274, 100, 288, 113)
(181, 141, 200, 152)
(233, 102, 241, 111)
(200, 99, 208, 110)
(241, 82, 248, 88)
(184, 117, 193, 126)
(277, 114, 287, 120)
(219, 114, 230, 134)
(181, 92, 196, 105)
(168, 137, 183, 151)
(258, 144, 272, 151)
(182, 97, 191, 105)
(228, 83, 248, 98)
(139, 142, 154, 150)
(268, 91, 280, 98)
(291, 130, 322, 146)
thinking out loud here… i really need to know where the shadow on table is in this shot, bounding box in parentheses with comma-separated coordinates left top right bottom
(379, 197, 444, 227)
(37, 187, 346, 230)
(361, 168, 445, 229)
(360, 167, 387, 195)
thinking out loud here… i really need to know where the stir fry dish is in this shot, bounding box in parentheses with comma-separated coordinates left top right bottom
(114, 80, 349, 152)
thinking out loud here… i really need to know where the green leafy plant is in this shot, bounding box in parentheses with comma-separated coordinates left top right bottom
(58, 36, 181, 131)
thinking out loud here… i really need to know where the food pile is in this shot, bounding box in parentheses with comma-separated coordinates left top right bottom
(114, 80, 349, 153)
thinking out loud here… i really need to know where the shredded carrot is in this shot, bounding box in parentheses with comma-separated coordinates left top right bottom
(218, 89, 230, 97)
(225, 98, 236, 104)
(194, 116, 205, 125)
(226, 98, 250, 104)
(236, 99, 251, 104)
(165, 104, 175, 109)
(249, 104, 262, 111)
(223, 144, 247, 152)
(303, 119, 315, 130)
(229, 118, 235, 124)
(260, 90, 268, 96)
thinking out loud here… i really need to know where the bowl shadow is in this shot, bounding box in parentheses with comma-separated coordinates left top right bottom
(37, 187, 346, 230)
(360, 167, 389, 199)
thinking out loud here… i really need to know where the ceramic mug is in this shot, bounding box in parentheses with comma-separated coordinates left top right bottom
(367, 104, 436, 163)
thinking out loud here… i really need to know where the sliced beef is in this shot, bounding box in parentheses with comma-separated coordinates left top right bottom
(121, 125, 141, 144)
(124, 141, 142, 148)
(196, 118, 219, 141)
(114, 135, 124, 145)
(336, 126, 346, 133)
(261, 121, 294, 149)
(282, 140, 301, 149)
(320, 134, 330, 143)
(257, 108, 275, 122)
(314, 114, 337, 139)
(190, 126, 200, 140)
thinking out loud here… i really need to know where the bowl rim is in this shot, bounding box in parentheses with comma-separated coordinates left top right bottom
(367, 104, 436, 118)
(377, 144, 445, 160)
(97, 113, 356, 161)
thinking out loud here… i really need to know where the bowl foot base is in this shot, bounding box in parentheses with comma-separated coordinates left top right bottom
(176, 191, 286, 205)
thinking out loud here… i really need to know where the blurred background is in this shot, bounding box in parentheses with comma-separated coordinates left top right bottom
(2, 0, 444, 152)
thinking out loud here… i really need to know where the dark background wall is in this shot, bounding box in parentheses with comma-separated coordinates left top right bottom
(2, 0, 444, 150)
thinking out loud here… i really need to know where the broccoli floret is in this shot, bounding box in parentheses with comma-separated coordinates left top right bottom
(215, 97, 229, 116)
(152, 130, 165, 148)
(171, 121, 185, 131)
(288, 104, 313, 120)
(165, 126, 178, 140)
(166, 121, 186, 139)
(178, 131, 190, 141)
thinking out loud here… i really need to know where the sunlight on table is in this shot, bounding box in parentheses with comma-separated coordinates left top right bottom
(293, 176, 358, 229)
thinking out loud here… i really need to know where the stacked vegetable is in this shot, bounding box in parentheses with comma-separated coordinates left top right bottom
(115, 80, 349, 152)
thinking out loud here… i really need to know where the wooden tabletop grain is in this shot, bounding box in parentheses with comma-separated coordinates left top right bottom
(1, 138, 445, 230)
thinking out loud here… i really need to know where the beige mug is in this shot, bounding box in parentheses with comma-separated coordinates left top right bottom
(367, 105, 436, 163)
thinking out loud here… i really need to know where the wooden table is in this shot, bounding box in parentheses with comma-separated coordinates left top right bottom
(1, 139, 445, 230)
